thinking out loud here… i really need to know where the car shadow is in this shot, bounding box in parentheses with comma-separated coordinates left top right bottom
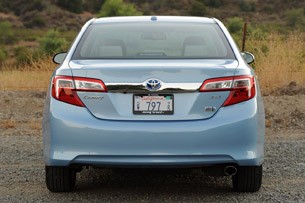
(75, 168, 234, 196)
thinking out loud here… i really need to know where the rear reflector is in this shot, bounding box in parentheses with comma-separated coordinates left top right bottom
(200, 75, 255, 106)
(52, 76, 107, 107)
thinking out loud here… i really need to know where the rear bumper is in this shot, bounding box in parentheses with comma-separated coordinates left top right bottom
(43, 97, 265, 167)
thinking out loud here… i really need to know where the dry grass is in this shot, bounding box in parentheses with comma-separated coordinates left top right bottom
(0, 70, 53, 90)
(1, 118, 16, 129)
(0, 32, 304, 92)
(0, 56, 54, 90)
(248, 32, 305, 92)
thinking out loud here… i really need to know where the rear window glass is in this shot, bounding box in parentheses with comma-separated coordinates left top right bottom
(72, 22, 235, 59)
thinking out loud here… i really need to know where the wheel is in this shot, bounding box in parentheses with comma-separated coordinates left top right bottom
(45, 166, 76, 192)
(232, 165, 262, 192)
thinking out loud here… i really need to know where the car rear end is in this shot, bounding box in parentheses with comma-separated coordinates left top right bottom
(43, 16, 265, 192)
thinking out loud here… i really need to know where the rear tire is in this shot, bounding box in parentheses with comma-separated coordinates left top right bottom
(232, 165, 262, 192)
(45, 166, 76, 192)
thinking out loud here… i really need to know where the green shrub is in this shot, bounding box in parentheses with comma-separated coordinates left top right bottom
(13, 0, 44, 16)
(0, 0, 13, 13)
(0, 21, 16, 45)
(248, 26, 267, 40)
(285, 8, 305, 28)
(56, 0, 83, 14)
(261, 4, 274, 14)
(0, 48, 7, 63)
(189, 1, 207, 16)
(238, 0, 256, 12)
(15, 46, 34, 65)
(225, 17, 245, 46)
(141, 2, 151, 15)
(39, 30, 67, 55)
(98, 0, 142, 17)
(24, 14, 46, 28)
(226, 17, 244, 34)
(83, 0, 105, 13)
(201, 0, 222, 8)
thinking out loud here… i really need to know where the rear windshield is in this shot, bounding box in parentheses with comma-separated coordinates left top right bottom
(72, 22, 235, 60)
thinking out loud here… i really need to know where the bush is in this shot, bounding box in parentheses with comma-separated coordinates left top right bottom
(39, 30, 67, 55)
(201, 0, 222, 8)
(248, 26, 267, 40)
(13, 0, 44, 16)
(226, 17, 244, 34)
(56, 0, 83, 14)
(83, 0, 105, 13)
(0, 48, 7, 63)
(98, 0, 142, 17)
(24, 14, 46, 28)
(0, 1, 14, 13)
(285, 8, 305, 28)
(238, 0, 256, 12)
(0, 21, 16, 45)
(141, 2, 151, 15)
(14, 46, 38, 66)
(225, 17, 245, 45)
(189, 1, 207, 16)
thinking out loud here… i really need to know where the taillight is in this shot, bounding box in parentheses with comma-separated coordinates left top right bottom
(200, 75, 255, 106)
(52, 76, 107, 107)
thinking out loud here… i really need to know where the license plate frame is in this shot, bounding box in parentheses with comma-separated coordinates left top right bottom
(133, 94, 174, 115)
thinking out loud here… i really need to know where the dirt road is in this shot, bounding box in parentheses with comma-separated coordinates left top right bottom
(1, 89, 305, 202)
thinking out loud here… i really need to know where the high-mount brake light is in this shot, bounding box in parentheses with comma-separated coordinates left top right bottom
(200, 75, 255, 106)
(52, 76, 107, 107)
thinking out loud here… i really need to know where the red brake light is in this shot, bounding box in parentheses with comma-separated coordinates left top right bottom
(200, 75, 256, 106)
(52, 76, 107, 107)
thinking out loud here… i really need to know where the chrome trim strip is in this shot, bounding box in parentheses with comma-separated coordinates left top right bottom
(105, 82, 202, 93)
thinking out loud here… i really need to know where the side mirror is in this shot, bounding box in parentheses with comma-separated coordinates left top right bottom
(241, 51, 255, 64)
(53, 52, 67, 64)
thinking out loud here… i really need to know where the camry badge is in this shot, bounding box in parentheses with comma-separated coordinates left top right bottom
(146, 78, 162, 91)
(83, 96, 104, 100)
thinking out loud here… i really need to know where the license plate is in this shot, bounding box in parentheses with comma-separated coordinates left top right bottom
(133, 94, 174, 115)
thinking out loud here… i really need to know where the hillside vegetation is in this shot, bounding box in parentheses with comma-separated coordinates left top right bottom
(0, 0, 304, 92)
(1, 0, 304, 30)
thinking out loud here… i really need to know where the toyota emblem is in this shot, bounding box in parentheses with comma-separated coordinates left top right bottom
(146, 78, 162, 91)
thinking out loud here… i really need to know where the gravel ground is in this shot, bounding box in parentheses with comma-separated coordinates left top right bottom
(0, 89, 305, 202)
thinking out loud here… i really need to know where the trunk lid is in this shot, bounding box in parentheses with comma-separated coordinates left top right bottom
(69, 59, 238, 121)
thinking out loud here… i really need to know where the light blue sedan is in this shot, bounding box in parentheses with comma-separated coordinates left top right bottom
(43, 16, 265, 192)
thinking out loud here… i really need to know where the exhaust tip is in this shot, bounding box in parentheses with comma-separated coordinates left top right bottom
(224, 166, 237, 176)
